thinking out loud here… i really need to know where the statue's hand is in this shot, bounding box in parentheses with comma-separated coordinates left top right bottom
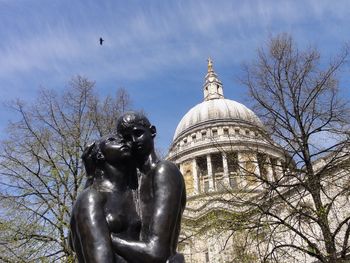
(110, 233, 123, 249)
(82, 142, 96, 176)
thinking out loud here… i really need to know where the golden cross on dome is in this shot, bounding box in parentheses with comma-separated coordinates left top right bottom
(207, 57, 213, 72)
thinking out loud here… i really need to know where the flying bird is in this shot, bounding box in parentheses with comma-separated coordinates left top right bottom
(99, 37, 104, 45)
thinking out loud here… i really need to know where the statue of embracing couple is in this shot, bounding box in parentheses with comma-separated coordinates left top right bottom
(70, 112, 186, 263)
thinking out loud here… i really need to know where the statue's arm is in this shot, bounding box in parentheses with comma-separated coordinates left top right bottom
(111, 162, 185, 263)
(73, 190, 116, 263)
(82, 142, 96, 188)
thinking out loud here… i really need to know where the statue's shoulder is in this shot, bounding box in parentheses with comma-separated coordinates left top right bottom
(73, 187, 105, 213)
(152, 160, 186, 204)
(155, 160, 181, 173)
(154, 160, 184, 185)
(77, 186, 99, 198)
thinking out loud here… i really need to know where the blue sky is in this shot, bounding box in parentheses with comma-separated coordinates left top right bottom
(1, 0, 349, 152)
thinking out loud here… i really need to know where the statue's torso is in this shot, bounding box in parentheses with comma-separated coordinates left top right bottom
(138, 171, 154, 240)
(138, 161, 185, 249)
(104, 189, 141, 239)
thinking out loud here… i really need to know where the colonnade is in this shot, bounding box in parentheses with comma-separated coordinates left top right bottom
(180, 152, 283, 194)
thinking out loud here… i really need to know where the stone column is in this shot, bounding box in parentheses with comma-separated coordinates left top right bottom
(276, 159, 283, 180)
(206, 154, 214, 191)
(237, 152, 245, 188)
(251, 153, 263, 190)
(266, 157, 274, 183)
(179, 163, 184, 175)
(222, 152, 230, 186)
(192, 158, 199, 194)
(252, 153, 260, 176)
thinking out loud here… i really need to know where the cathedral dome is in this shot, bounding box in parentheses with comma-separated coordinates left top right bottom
(167, 58, 286, 199)
(173, 98, 263, 140)
(168, 59, 297, 263)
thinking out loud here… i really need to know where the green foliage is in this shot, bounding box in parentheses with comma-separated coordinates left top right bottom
(241, 33, 350, 262)
(0, 76, 132, 261)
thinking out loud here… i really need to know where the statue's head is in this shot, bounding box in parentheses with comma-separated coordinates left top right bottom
(116, 111, 156, 160)
(82, 133, 136, 188)
(89, 133, 132, 167)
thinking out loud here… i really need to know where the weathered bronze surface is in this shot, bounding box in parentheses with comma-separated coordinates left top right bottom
(70, 112, 186, 262)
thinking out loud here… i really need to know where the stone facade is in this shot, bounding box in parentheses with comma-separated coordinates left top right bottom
(168, 60, 350, 263)
(167, 59, 290, 262)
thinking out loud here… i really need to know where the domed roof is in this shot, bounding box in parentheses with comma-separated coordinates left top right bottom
(173, 59, 264, 141)
(173, 98, 263, 140)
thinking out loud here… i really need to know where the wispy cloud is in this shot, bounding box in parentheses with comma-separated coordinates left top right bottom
(2, 0, 349, 80)
(0, 0, 349, 147)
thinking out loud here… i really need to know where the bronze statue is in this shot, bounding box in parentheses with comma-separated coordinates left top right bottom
(70, 112, 186, 262)
(111, 112, 186, 263)
(70, 134, 140, 262)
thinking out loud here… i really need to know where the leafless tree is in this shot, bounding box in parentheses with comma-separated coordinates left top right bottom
(0, 76, 132, 262)
(238, 34, 350, 263)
